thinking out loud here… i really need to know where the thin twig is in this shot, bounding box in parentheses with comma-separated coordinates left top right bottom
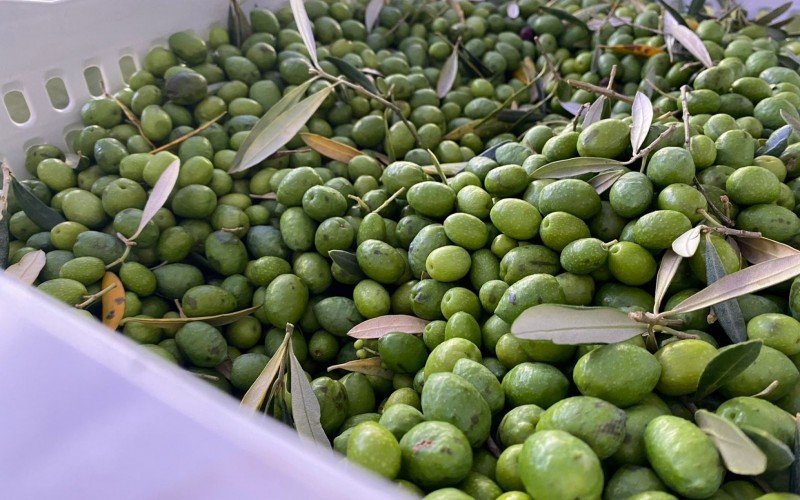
(348, 194, 370, 212)
(426, 149, 448, 183)
(679, 85, 691, 148)
(645, 78, 677, 101)
(76, 283, 117, 309)
(373, 187, 405, 214)
(105, 245, 132, 270)
(0, 162, 11, 222)
(105, 90, 155, 149)
(624, 124, 679, 168)
(694, 180, 736, 227)
(534, 37, 561, 82)
(174, 298, 187, 318)
(151, 112, 227, 153)
(565, 79, 634, 104)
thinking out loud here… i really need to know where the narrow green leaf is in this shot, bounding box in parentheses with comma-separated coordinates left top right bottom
(742, 425, 795, 472)
(289, 0, 318, 67)
(512, 305, 647, 344)
(583, 96, 606, 128)
(671, 225, 702, 258)
(328, 357, 393, 379)
(530, 157, 624, 180)
(657, 2, 688, 27)
(227, 0, 252, 47)
(664, 16, 713, 68)
(364, 0, 383, 33)
(348, 314, 429, 339)
(4, 249, 46, 285)
(437, 41, 460, 98)
(10, 177, 65, 230)
(631, 91, 653, 155)
(756, 2, 793, 25)
(479, 140, 511, 160)
(687, 0, 706, 16)
(654, 249, 682, 314)
(757, 125, 794, 157)
(229, 86, 332, 174)
(241, 331, 290, 411)
(738, 236, 800, 265)
(704, 233, 747, 343)
(782, 109, 800, 134)
(663, 253, 800, 317)
(588, 169, 625, 195)
(540, 6, 589, 31)
(130, 158, 179, 241)
(327, 56, 378, 94)
(696, 410, 767, 476)
(329, 250, 364, 277)
(695, 340, 762, 399)
(289, 337, 331, 448)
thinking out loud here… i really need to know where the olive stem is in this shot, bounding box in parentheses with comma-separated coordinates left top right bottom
(151, 112, 227, 154)
(348, 194, 370, 212)
(511, 86, 560, 128)
(427, 149, 448, 184)
(76, 283, 117, 310)
(693, 182, 737, 227)
(628, 310, 683, 327)
(104, 89, 155, 150)
(533, 37, 561, 82)
(570, 103, 590, 131)
(751, 380, 780, 398)
(174, 299, 187, 318)
(478, 71, 544, 128)
(373, 187, 405, 215)
(105, 245, 132, 270)
(601, 239, 618, 250)
(653, 325, 700, 339)
(679, 85, 691, 148)
(565, 79, 633, 104)
(644, 77, 677, 101)
(709, 226, 762, 239)
(697, 208, 723, 228)
(486, 436, 503, 458)
(606, 64, 618, 90)
(625, 123, 679, 170)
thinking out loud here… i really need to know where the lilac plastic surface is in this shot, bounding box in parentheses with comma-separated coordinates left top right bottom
(0, 274, 408, 498)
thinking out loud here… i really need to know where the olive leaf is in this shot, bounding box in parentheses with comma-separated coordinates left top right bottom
(781, 109, 800, 134)
(755, 2, 792, 25)
(328, 357, 393, 379)
(654, 249, 682, 314)
(506, 2, 520, 19)
(742, 425, 795, 472)
(779, 50, 800, 71)
(364, 0, 383, 33)
(573, 3, 609, 21)
(540, 6, 589, 31)
(663, 253, 800, 317)
(421, 162, 467, 176)
(737, 236, 800, 265)
(695, 340, 762, 400)
(328, 250, 364, 277)
(479, 139, 511, 160)
(757, 125, 794, 157)
(289, 336, 330, 448)
(512, 305, 647, 345)
(289, 0, 319, 68)
(4, 249, 45, 285)
(120, 305, 261, 327)
(588, 169, 625, 194)
(229, 85, 332, 174)
(582, 96, 605, 128)
(791, 416, 800, 493)
(216, 358, 233, 380)
(443, 118, 511, 140)
(671, 225, 702, 258)
(687, 0, 706, 16)
(704, 233, 747, 343)
(695, 410, 767, 476)
(326, 56, 378, 94)
(530, 157, 625, 180)
(300, 133, 363, 163)
(663, 17, 713, 68)
(751, 380, 780, 398)
(10, 177, 65, 230)
(437, 41, 460, 99)
(560, 101, 584, 117)
(241, 329, 291, 411)
(227, 0, 252, 48)
(0, 219, 8, 269)
(656, 2, 688, 27)
(630, 91, 653, 155)
(100, 272, 126, 330)
(348, 314, 429, 339)
(128, 158, 179, 242)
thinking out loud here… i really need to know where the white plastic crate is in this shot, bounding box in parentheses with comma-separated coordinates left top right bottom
(0, 0, 408, 497)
